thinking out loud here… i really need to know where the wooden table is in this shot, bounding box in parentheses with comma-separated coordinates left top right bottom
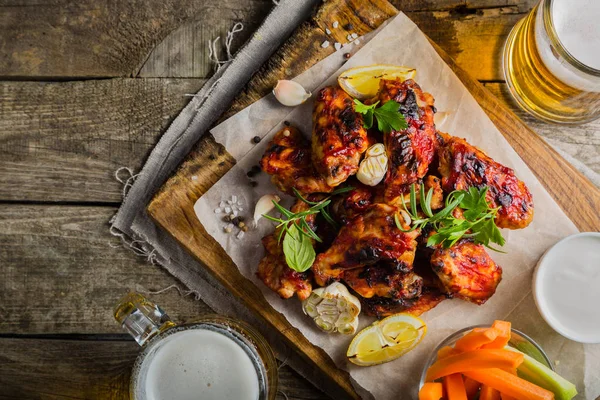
(1, 1, 598, 399)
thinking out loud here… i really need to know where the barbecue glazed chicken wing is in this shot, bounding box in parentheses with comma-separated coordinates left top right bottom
(437, 132, 534, 229)
(312, 87, 369, 187)
(260, 126, 333, 195)
(343, 265, 422, 300)
(311, 203, 420, 286)
(257, 199, 316, 300)
(373, 79, 438, 203)
(430, 239, 502, 305)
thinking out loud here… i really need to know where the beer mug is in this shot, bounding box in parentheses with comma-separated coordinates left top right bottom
(503, 0, 600, 124)
(114, 293, 278, 400)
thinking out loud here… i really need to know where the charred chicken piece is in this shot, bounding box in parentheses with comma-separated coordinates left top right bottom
(311, 203, 420, 286)
(343, 265, 423, 300)
(437, 132, 534, 229)
(430, 239, 502, 305)
(257, 233, 313, 300)
(330, 181, 377, 224)
(360, 289, 447, 318)
(373, 79, 438, 203)
(260, 126, 333, 195)
(312, 87, 369, 187)
(384, 175, 444, 210)
(256, 199, 317, 301)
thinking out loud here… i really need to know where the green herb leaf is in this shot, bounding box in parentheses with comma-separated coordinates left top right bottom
(374, 101, 408, 133)
(353, 99, 377, 129)
(282, 224, 316, 272)
(353, 99, 407, 133)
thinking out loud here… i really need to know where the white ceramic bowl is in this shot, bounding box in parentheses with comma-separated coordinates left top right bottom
(533, 232, 600, 344)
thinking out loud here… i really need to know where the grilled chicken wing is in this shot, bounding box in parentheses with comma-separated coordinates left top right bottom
(343, 265, 422, 299)
(256, 199, 318, 300)
(430, 239, 502, 305)
(312, 87, 368, 187)
(257, 233, 313, 300)
(437, 133, 534, 229)
(330, 181, 377, 224)
(361, 289, 447, 318)
(260, 126, 333, 195)
(311, 203, 420, 286)
(373, 79, 438, 203)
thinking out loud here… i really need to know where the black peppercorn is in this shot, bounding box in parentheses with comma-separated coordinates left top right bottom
(284, 120, 290, 126)
(344, 23, 354, 30)
(250, 181, 258, 187)
(344, 53, 351, 59)
(252, 136, 261, 143)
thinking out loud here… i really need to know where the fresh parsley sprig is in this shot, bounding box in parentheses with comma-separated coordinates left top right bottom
(394, 184, 506, 251)
(262, 186, 354, 272)
(354, 99, 408, 133)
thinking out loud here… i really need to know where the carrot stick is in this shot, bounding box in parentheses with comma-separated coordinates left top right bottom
(438, 346, 459, 360)
(480, 385, 501, 400)
(482, 321, 511, 349)
(444, 373, 468, 400)
(426, 349, 524, 381)
(463, 368, 554, 400)
(419, 382, 444, 400)
(463, 376, 481, 399)
(454, 329, 498, 352)
(501, 394, 517, 400)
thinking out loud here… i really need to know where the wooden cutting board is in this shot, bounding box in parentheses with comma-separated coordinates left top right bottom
(148, 0, 600, 398)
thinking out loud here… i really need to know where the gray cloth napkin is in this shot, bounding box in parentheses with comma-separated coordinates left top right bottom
(109, 1, 361, 398)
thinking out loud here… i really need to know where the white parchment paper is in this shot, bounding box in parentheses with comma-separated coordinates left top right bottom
(196, 13, 599, 399)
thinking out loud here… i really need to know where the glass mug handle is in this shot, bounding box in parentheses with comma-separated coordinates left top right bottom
(113, 292, 176, 346)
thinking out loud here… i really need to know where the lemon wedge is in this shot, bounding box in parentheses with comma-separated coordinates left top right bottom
(347, 313, 426, 366)
(338, 65, 417, 99)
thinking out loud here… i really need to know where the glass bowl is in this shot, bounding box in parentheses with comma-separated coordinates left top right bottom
(419, 325, 554, 387)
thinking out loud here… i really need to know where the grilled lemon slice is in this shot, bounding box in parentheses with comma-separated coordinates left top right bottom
(337, 64, 416, 99)
(347, 313, 427, 366)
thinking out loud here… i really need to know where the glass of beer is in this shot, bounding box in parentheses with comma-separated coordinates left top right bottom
(503, 0, 600, 124)
(114, 293, 278, 400)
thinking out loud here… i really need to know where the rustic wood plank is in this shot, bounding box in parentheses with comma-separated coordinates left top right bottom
(0, 205, 215, 334)
(0, 337, 328, 400)
(0, 0, 272, 78)
(0, 0, 535, 80)
(0, 78, 204, 203)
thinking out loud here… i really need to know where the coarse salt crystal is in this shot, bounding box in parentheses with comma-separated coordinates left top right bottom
(334, 42, 341, 51)
(351, 33, 358, 39)
(321, 40, 330, 48)
(237, 201, 243, 206)
(232, 195, 237, 203)
(346, 34, 352, 41)
(232, 210, 238, 217)
(214, 208, 222, 214)
(238, 207, 244, 211)
(354, 39, 360, 45)
(325, 28, 331, 34)
(333, 21, 339, 28)
(224, 207, 232, 213)
(219, 201, 226, 208)
(227, 200, 233, 205)
(237, 231, 245, 239)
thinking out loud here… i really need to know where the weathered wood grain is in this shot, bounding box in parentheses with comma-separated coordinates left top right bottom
(0, 337, 327, 400)
(0, 0, 535, 80)
(0, 78, 204, 203)
(0, 205, 215, 334)
(0, 78, 596, 206)
(0, 0, 272, 78)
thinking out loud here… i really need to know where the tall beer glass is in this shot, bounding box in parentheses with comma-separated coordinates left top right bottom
(503, 0, 600, 124)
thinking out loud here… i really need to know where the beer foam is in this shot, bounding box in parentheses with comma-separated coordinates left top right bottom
(141, 329, 260, 400)
(552, 0, 600, 70)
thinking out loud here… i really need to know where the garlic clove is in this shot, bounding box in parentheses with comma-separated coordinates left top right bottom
(254, 194, 281, 225)
(357, 143, 389, 187)
(273, 80, 312, 106)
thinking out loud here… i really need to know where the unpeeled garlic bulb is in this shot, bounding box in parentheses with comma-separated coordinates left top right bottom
(273, 80, 311, 106)
(302, 282, 361, 335)
(357, 143, 388, 186)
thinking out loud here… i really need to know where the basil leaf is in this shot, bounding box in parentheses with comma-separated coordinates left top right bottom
(283, 224, 316, 272)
